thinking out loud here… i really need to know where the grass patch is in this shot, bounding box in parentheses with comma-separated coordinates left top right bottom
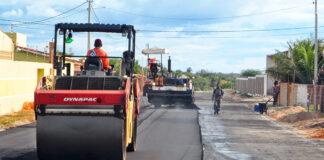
(241, 93, 253, 98)
(223, 88, 234, 92)
(302, 105, 315, 112)
(0, 111, 35, 129)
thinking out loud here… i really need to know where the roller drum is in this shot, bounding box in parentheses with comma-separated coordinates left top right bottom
(37, 114, 125, 160)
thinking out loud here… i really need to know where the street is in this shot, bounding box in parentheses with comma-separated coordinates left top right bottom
(0, 100, 202, 160)
(1, 93, 324, 160)
(1, 1, 324, 160)
(197, 92, 324, 160)
(127, 107, 202, 160)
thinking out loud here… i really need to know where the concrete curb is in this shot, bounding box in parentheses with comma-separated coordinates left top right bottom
(196, 108, 204, 160)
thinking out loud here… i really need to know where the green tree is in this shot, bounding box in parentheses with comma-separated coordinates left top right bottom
(241, 69, 262, 77)
(109, 59, 121, 76)
(186, 67, 192, 73)
(267, 38, 324, 84)
(193, 76, 210, 91)
(134, 60, 141, 74)
(266, 51, 295, 82)
(175, 70, 183, 78)
(289, 38, 324, 83)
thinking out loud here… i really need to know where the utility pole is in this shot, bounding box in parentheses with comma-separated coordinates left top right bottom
(314, 0, 318, 112)
(10, 24, 13, 33)
(87, 0, 92, 51)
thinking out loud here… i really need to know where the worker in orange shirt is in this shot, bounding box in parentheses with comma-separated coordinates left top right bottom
(87, 39, 111, 71)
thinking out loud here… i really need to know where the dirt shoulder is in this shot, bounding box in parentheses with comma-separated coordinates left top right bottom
(225, 92, 324, 140)
(267, 106, 324, 139)
(0, 110, 35, 131)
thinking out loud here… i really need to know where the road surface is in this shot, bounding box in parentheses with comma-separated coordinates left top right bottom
(127, 107, 202, 160)
(196, 92, 324, 160)
(0, 101, 202, 160)
(1, 93, 324, 160)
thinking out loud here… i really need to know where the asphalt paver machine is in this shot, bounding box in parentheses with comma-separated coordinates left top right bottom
(142, 48, 194, 107)
(34, 23, 140, 160)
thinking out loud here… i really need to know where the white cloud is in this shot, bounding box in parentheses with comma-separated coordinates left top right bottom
(26, 5, 59, 17)
(7, 0, 324, 73)
(188, 57, 266, 73)
(44, 8, 60, 17)
(1, 9, 23, 17)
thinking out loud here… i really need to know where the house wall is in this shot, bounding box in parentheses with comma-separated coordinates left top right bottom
(6, 32, 27, 48)
(0, 60, 52, 115)
(14, 50, 50, 63)
(0, 30, 14, 60)
(279, 83, 308, 106)
(266, 55, 275, 95)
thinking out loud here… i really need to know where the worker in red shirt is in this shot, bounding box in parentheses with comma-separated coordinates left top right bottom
(87, 39, 111, 71)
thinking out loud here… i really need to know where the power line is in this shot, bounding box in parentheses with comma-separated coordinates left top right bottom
(137, 26, 321, 33)
(106, 4, 310, 21)
(137, 31, 320, 39)
(41, 9, 87, 23)
(30, 1, 87, 23)
(0, 18, 52, 26)
(0, 2, 87, 26)
(91, 5, 100, 23)
(12, 25, 49, 30)
(90, 5, 119, 40)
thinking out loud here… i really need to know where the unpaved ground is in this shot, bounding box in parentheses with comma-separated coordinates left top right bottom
(268, 107, 324, 139)
(196, 92, 324, 160)
(0, 111, 35, 131)
(228, 92, 324, 140)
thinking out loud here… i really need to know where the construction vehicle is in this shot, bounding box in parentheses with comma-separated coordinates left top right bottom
(34, 23, 140, 160)
(142, 48, 194, 107)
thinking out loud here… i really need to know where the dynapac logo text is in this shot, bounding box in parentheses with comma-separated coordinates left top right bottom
(63, 97, 97, 102)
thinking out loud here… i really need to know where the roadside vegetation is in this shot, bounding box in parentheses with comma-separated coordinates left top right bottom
(240, 69, 262, 77)
(0, 110, 35, 130)
(266, 38, 324, 84)
(172, 68, 240, 91)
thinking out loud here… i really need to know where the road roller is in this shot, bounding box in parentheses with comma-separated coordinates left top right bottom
(34, 23, 140, 160)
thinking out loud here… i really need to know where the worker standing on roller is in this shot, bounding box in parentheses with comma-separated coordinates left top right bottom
(87, 39, 111, 71)
(212, 83, 224, 114)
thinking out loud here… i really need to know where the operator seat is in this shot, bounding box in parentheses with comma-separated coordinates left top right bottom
(84, 57, 103, 71)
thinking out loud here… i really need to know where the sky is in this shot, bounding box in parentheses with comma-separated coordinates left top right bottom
(0, 0, 323, 73)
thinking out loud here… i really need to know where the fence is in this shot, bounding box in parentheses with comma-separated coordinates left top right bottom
(307, 85, 324, 112)
(236, 75, 267, 96)
(279, 83, 308, 106)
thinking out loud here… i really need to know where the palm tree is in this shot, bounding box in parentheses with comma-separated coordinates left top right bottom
(266, 50, 294, 82)
(266, 38, 324, 84)
(289, 38, 324, 83)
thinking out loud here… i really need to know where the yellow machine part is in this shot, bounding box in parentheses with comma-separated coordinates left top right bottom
(126, 98, 134, 146)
